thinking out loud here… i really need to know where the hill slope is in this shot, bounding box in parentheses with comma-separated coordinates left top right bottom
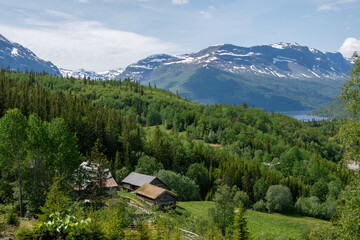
(312, 99, 360, 120)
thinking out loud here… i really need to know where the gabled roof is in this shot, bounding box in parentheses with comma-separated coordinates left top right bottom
(122, 172, 163, 187)
(134, 184, 176, 200)
(105, 177, 119, 188)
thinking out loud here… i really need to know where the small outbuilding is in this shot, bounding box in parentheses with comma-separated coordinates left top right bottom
(134, 184, 176, 209)
(74, 161, 120, 194)
(121, 172, 167, 191)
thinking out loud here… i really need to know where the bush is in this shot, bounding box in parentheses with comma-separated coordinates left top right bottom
(5, 206, 19, 226)
(15, 227, 34, 240)
(101, 199, 133, 240)
(295, 196, 321, 218)
(234, 191, 251, 209)
(0, 204, 15, 214)
(32, 212, 92, 239)
(157, 170, 200, 201)
(253, 200, 267, 212)
(295, 196, 337, 219)
(265, 185, 293, 213)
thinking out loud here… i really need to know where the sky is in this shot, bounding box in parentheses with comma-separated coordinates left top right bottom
(0, 0, 359, 71)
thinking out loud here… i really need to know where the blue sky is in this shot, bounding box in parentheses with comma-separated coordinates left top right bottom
(0, 0, 359, 71)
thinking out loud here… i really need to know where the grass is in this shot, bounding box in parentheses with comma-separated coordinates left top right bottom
(0, 214, 37, 239)
(117, 190, 146, 207)
(177, 201, 330, 239)
(177, 201, 214, 216)
(246, 210, 329, 239)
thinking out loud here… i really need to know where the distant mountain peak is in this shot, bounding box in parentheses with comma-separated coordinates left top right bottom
(119, 42, 351, 82)
(269, 42, 302, 49)
(60, 68, 124, 80)
(0, 33, 60, 75)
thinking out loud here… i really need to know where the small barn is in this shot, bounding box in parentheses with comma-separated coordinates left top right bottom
(121, 172, 167, 191)
(134, 184, 176, 209)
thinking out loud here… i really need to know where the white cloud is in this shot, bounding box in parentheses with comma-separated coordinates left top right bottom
(75, 0, 89, 3)
(172, 0, 189, 5)
(200, 11, 212, 19)
(44, 10, 74, 19)
(0, 20, 179, 71)
(339, 37, 360, 57)
(316, 0, 358, 11)
(199, 6, 215, 19)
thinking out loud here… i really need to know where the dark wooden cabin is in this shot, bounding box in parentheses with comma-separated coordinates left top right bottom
(134, 184, 176, 209)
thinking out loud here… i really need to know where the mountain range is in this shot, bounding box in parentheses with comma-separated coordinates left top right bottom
(116, 43, 352, 111)
(60, 68, 124, 80)
(0, 33, 353, 111)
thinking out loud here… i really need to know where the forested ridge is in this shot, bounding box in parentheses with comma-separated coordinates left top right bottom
(0, 68, 355, 239)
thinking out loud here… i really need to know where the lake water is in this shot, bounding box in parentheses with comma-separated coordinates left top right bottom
(277, 110, 328, 122)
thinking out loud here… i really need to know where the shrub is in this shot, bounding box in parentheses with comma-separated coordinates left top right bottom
(253, 200, 267, 212)
(295, 196, 321, 217)
(157, 170, 200, 201)
(5, 206, 20, 226)
(15, 227, 34, 240)
(33, 212, 91, 239)
(101, 199, 133, 240)
(234, 191, 251, 209)
(265, 185, 293, 213)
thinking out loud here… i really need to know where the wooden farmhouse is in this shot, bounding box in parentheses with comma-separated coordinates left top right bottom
(134, 184, 176, 209)
(121, 172, 167, 191)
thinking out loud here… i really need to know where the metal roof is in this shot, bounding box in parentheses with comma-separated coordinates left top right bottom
(121, 172, 158, 187)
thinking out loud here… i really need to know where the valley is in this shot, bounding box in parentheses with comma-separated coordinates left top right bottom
(0, 30, 358, 239)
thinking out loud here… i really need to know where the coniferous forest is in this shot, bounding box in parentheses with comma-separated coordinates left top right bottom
(0, 62, 359, 239)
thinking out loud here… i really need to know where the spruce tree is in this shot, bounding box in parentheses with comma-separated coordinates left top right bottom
(232, 205, 250, 240)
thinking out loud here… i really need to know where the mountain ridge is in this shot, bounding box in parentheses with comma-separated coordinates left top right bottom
(0, 34, 60, 75)
(114, 42, 351, 111)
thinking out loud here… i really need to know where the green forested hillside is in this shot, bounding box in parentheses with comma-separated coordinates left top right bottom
(312, 99, 360, 120)
(0, 69, 354, 239)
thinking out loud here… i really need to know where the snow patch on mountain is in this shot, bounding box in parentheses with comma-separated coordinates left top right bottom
(60, 68, 124, 80)
(273, 56, 296, 64)
(11, 48, 19, 57)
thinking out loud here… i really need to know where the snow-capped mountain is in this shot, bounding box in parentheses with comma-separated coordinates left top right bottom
(119, 43, 351, 82)
(117, 43, 352, 111)
(118, 54, 173, 81)
(0, 34, 60, 75)
(60, 68, 124, 80)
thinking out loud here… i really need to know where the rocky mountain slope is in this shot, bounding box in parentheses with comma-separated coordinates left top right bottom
(0, 34, 60, 75)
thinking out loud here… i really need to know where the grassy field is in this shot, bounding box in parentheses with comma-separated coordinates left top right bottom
(177, 201, 330, 239)
(246, 210, 329, 239)
(177, 201, 215, 216)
